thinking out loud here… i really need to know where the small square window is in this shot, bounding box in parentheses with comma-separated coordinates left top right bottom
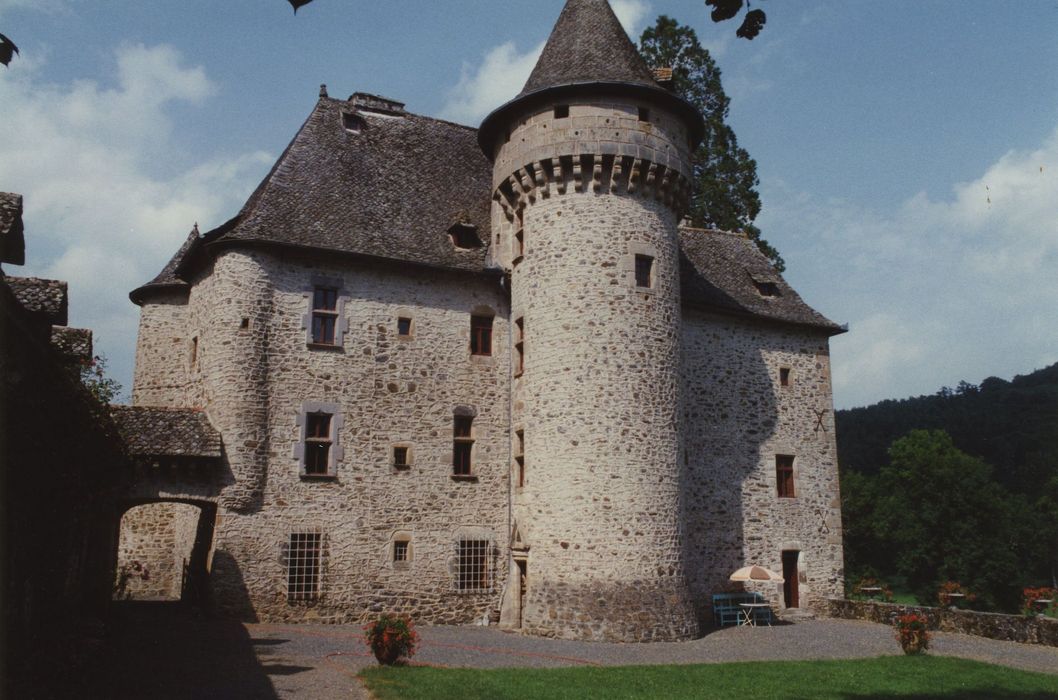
(393, 446, 409, 468)
(776, 454, 795, 498)
(449, 223, 482, 249)
(393, 540, 409, 563)
(780, 367, 791, 387)
(554, 104, 569, 119)
(638, 107, 650, 122)
(754, 281, 780, 297)
(342, 112, 365, 133)
(397, 317, 412, 336)
(240, 317, 250, 330)
(634, 255, 654, 288)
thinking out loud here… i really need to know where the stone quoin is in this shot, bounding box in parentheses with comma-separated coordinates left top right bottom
(122, 0, 845, 641)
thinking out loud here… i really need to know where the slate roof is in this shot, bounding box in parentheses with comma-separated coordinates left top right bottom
(110, 406, 222, 458)
(51, 326, 93, 363)
(6, 276, 68, 326)
(130, 226, 200, 303)
(478, 0, 703, 155)
(679, 228, 843, 333)
(521, 0, 658, 95)
(1, 191, 26, 266)
(206, 95, 493, 272)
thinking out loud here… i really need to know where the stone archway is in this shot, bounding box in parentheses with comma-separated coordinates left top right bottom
(113, 500, 217, 605)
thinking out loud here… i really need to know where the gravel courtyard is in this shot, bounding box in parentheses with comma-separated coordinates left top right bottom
(95, 604, 1058, 699)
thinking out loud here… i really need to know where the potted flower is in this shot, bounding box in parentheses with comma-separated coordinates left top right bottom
(937, 581, 975, 609)
(1021, 587, 1057, 617)
(852, 576, 893, 602)
(364, 614, 419, 665)
(894, 613, 930, 655)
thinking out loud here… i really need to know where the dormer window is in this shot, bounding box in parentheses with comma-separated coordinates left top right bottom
(449, 223, 482, 249)
(342, 112, 365, 133)
(554, 104, 569, 119)
(638, 107, 650, 122)
(748, 270, 781, 298)
(754, 281, 780, 297)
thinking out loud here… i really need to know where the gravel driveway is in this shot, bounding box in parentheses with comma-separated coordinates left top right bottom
(95, 605, 1058, 699)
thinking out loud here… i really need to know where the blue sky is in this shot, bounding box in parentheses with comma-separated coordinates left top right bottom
(1, 0, 1056, 408)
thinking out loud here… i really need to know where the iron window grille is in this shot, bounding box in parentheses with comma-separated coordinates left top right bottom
(304, 413, 332, 475)
(456, 539, 493, 592)
(453, 415, 474, 476)
(286, 530, 325, 602)
(311, 287, 339, 344)
(393, 540, 409, 563)
(776, 454, 795, 498)
(470, 315, 493, 356)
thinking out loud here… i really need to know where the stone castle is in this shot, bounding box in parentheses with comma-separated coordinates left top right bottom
(122, 0, 845, 641)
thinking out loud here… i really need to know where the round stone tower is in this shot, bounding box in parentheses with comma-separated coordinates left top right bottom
(481, 0, 704, 641)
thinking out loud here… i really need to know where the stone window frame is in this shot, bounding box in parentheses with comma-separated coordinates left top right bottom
(292, 401, 345, 478)
(470, 313, 494, 357)
(284, 527, 327, 603)
(390, 530, 413, 570)
(301, 277, 350, 349)
(513, 426, 525, 489)
(189, 334, 199, 372)
(513, 316, 525, 378)
(620, 243, 659, 294)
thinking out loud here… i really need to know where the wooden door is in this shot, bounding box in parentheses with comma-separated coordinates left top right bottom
(782, 550, 799, 608)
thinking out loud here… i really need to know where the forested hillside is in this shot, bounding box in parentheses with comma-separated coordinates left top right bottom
(835, 363, 1058, 611)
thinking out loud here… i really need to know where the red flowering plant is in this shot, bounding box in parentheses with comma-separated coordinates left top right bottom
(937, 581, 975, 608)
(364, 614, 419, 665)
(851, 577, 894, 602)
(1021, 587, 1058, 617)
(894, 613, 931, 655)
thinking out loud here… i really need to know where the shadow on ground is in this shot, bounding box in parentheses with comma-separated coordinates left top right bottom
(93, 602, 280, 699)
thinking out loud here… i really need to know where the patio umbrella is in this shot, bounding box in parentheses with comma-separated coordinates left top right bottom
(729, 565, 784, 583)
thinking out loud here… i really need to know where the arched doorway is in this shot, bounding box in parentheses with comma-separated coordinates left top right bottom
(113, 500, 217, 605)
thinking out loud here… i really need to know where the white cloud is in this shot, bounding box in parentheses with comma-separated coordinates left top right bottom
(611, 0, 650, 38)
(439, 40, 543, 126)
(762, 127, 1058, 408)
(439, 0, 652, 126)
(0, 43, 272, 399)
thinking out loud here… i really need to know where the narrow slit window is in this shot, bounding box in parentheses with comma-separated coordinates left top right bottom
(304, 413, 332, 475)
(190, 336, 199, 368)
(776, 454, 795, 498)
(311, 287, 339, 344)
(513, 228, 524, 262)
(634, 255, 654, 288)
(515, 429, 525, 488)
(514, 317, 525, 377)
(453, 415, 474, 476)
(287, 532, 322, 602)
(397, 317, 412, 336)
(780, 367, 791, 387)
(470, 315, 493, 356)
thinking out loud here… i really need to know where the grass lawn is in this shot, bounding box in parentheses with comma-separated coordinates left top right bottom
(359, 656, 1058, 699)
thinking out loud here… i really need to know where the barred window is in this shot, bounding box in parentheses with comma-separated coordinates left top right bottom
(457, 539, 493, 591)
(393, 540, 409, 563)
(287, 531, 324, 602)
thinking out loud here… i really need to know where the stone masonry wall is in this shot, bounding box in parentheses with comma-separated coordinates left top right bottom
(131, 291, 192, 408)
(116, 502, 202, 600)
(192, 249, 510, 624)
(681, 310, 844, 622)
(498, 96, 698, 642)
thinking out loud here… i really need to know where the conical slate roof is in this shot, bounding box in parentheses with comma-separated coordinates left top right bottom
(479, 0, 703, 157)
(520, 0, 658, 96)
(129, 226, 200, 303)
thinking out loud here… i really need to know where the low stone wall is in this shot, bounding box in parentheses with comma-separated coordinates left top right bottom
(829, 598, 1058, 647)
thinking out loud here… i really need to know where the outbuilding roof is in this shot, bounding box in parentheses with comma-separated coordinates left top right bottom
(0, 191, 26, 266)
(110, 406, 222, 458)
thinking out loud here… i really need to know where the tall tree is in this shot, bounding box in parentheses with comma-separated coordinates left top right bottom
(638, 16, 783, 270)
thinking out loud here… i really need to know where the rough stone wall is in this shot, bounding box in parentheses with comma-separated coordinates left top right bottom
(132, 292, 192, 408)
(192, 250, 510, 624)
(115, 503, 201, 600)
(681, 310, 844, 622)
(498, 97, 698, 642)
